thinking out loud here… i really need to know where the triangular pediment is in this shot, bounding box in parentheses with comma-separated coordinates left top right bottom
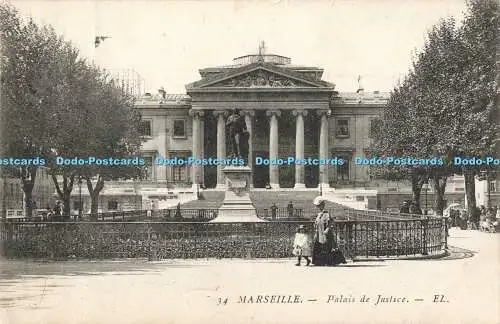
(206, 68, 315, 88)
(186, 63, 333, 89)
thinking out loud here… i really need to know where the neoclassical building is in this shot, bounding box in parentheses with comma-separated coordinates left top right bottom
(61, 49, 482, 213)
(4, 49, 494, 217)
(56, 47, 476, 214)
(137, 50, 388, 190)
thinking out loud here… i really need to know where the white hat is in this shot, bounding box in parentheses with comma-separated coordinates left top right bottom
(313, 196, 325, 206)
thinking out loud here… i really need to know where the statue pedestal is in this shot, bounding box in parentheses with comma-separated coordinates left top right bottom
(210, 166, 265, 223)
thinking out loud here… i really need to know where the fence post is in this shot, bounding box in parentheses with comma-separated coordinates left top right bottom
(443, 217, 448, 249)
(422, 216, 429, 255)
(346, 220, 354, 259)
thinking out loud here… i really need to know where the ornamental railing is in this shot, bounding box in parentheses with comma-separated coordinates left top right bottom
(2, 207, 432, 223)
(0, 217, 446, 260)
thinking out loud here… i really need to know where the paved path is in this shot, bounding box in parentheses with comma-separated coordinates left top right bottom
(0, 228, 498, 324)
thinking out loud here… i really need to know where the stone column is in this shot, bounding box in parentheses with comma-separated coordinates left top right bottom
(318, 109, 330, 188)
(213, 110, 227, 189)
(200, 118, 205, 186)
(189, 110, 204, 189)
(293, 109, 307, 189)
(156, 117, 168, 183)
(242, 110, 255, 187)
(266, 110, 281, 188)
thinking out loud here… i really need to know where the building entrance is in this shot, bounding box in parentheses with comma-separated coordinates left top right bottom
(253, 150, 269, 188)
(305, 165, 319, 188)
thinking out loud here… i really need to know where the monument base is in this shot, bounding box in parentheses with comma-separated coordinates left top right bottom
(210, 166, 266, 223)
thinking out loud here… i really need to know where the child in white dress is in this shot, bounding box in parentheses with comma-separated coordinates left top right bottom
(293, 225, 312, 266)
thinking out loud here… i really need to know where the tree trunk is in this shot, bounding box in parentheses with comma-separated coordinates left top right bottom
(62, 190, 71, 218)
(463, 167, 477, 216)
(23, 191, 33, 218)
(432, 173, 448, 216)
(411, 170, 427, 210)
(87, 176, 105, 220)
(21, 167, 37, 218)
(51, 173, 75, 219)
(90, 193, 99, 220)
(1, 175, 6, 221)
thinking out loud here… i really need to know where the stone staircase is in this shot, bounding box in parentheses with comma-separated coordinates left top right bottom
(179, 189, 353, 219)
(249, 190, 319, 209)
(179, 190, 225, 209)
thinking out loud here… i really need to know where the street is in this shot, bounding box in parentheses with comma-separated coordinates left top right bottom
(0, 228, 498, 324)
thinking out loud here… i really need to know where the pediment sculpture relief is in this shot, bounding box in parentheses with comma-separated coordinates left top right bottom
(209, 70, 312, 88)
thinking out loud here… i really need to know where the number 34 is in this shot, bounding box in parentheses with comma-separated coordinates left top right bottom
(217, 297, 228, 305)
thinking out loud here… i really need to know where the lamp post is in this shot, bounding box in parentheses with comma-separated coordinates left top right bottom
(423, 182, 429, 215)
(1, 172, 6, 221)
(319, 169, 323, 196)
(487, 172, 491, 209)
(78, 177, 83, 220)
(480, 170, 490, 209)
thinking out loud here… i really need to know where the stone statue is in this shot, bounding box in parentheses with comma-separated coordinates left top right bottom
(226, 109, 250, 165)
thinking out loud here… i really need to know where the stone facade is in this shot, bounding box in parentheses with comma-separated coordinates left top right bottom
(136, 52, 392, 189)
(2, 51, 483, 216)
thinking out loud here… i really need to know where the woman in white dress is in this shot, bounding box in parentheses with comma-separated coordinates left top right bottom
(293, 225, 312, 266)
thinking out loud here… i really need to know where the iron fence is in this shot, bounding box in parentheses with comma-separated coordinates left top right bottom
(3, 207, 434, 224)
(0, 216, 446, 260)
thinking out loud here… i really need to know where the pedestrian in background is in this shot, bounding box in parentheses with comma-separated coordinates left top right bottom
(287, 201, 294, 218)
(400, 201, 409, 214)
(270, 203, 278, 220)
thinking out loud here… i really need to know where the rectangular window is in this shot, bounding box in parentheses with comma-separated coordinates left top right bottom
(173, 119, 186, 138)
(170, 151, 190, 183)
(108, 200, 118, 210)
(141, 156, 154, 180)
(490, 181, 496, 192)
(73, 201, 83, 210)
(139, 120, 152, 136)
(337, 158, 350, 180)
(336, 119, 349, 138)
(173, 165, 189, 182)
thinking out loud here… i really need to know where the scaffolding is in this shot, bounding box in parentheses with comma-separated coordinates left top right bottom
(105, 68, 146, 98)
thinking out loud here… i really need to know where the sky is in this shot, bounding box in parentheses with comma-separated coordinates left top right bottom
(11, 0, 467, 94)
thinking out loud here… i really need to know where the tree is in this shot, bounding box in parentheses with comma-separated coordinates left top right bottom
(370, 75, 432, 211)
(1, 4, 144, 219)
(454, 0, 499, 214)
(1, 4, 65, 218)
(372, 1, 499, 216)
(411, 18, 460, 216)
(76, 69, 143, 218)
(44, 62, 144, 218)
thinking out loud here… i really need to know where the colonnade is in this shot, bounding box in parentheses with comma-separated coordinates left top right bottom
(190, 109, 330, 189)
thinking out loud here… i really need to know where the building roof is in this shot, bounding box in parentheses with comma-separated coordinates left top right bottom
(195, 50, 327, 86)
(335, 91, 390, 105)
(188, 62, 334, 90)
(135, 93, 191, 107)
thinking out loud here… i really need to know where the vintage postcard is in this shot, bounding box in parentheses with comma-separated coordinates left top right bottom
(0, 0, 498, 323)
